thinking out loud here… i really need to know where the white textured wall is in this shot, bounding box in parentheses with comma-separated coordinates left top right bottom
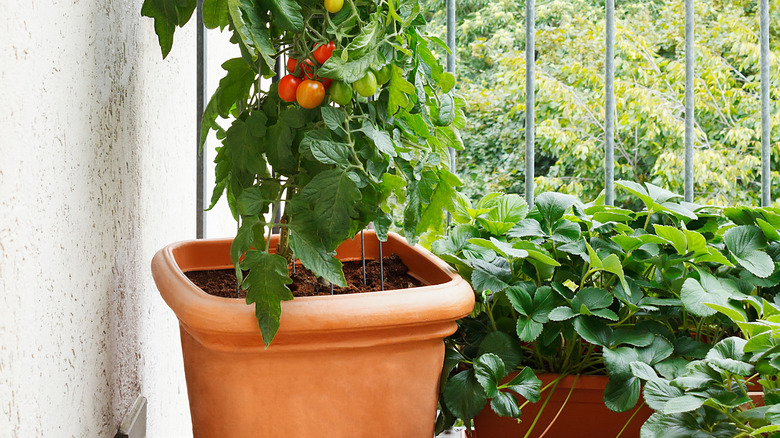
(1, 1, 195, 436)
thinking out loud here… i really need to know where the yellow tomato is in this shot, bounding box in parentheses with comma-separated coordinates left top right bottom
(324, 0, 343, 13)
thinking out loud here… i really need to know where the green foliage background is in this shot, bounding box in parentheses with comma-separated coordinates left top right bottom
(423, 0, 780, 206)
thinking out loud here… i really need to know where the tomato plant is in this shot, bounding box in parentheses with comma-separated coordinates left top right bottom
(352, 72, 377, 97)
(278, 75, 302, 102)
(296, 80, 325, 109)
(144, 0, 463, 346)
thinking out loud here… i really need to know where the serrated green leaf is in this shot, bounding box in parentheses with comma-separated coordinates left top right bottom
(478, 331, 524, 371)
(643, 379, 684, 411)
(474, 353, 506, 398)
(444, 370, 487, 420)
(504, 367, 542, 403)
(489, 391, 520, 418)
(203, 0, 229, 28)
(663, 395, 706, 414)
(300, 130, 350, 166)
(534, 192, 578, 228)
(573, 316, 613, 347)
(268, 0, 303, 31)
(654, 225, 687, 255)
(725, 226, 774, 278)
(241, 251, 293, 347)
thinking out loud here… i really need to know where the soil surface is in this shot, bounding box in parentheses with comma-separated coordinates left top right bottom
(185, 254, 424, 299)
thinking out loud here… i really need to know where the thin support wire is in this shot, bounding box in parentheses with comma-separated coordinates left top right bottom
(196, 0, 208, 238)
(604, 0, 615, 206)
(525, 0, 535, 207)
(760, 0, 771, 206)
(361, 230, 367, 285)
(379, 238, 385, 291)
(684, 0, 695, 203)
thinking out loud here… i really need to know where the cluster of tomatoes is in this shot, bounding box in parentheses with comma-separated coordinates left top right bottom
(278, 40, 392, 109)
(278, 41, 335, 109)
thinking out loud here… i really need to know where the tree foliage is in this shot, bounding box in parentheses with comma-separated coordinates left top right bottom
(424, 0, 780, 206)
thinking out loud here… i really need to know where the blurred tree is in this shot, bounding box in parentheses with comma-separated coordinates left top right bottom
(424, 0, 780, 206)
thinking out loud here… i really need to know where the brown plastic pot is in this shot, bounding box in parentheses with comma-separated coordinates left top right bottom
(151, 231, 474, 438)
(472, 374, 653, 438)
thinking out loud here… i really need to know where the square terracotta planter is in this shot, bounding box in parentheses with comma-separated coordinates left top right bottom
(152, 231, 474, 438)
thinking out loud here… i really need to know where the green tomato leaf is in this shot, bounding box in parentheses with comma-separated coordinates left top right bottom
(203, 0, 229, 29)
(268, 0, 303, 32)
(241, 251, 294, 347)
(288, 227, 347, 288)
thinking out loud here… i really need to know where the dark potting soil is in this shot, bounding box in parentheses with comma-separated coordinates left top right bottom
(184, 254, 424, 299)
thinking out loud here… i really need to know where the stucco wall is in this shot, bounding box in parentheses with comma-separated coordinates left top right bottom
(1, 1, 196, 436)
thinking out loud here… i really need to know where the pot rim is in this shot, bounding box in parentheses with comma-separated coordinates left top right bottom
(152, 231, 475, 337)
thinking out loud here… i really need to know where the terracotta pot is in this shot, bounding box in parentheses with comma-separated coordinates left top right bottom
(472, 374, 653, 438)
(151, 231, 474, 438)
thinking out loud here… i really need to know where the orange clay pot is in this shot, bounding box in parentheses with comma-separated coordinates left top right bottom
(472, 374, 653, 438)
(151, 231, 474, 438)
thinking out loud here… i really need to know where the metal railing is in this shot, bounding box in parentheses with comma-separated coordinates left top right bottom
(195, 0, 774, 238)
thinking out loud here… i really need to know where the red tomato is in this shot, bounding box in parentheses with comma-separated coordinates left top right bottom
(313, 41, 336, 64)
(320, 78, 333, 90)
(286, 57, 297, 74)
(287, 58, 314, 78)
(296, 80, 325, 109)
(278, 75, 302, 102)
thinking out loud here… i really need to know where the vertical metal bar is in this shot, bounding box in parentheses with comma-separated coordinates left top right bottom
(270, 59, 283, 234)
(446, 0, 456, 227)
(446, 0, 456, 74)
(525, 0, 535, 207)
(761, 0, 771, 206)
(684, 0, 695, 203)
(604, 0, 615, 206)
(196, 0, 208, 238)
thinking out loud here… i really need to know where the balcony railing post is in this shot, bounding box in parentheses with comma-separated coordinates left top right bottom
(446, 0, 456, 226)
(684, 0, 695, 203)
(604, 0, 615, 206)
(761, 0, 771, 206)
(196, 0, 208, 238)
(525, 0, 535, 207)
(447, 0, 456, 174)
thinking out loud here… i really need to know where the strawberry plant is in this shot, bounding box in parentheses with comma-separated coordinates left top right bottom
(142, 0, 463, 345)
(434, 184, 780, 435)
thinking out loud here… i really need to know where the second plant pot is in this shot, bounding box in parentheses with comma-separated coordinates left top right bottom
(472, 374, 653, 438)
(152, 231, 475, 438)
